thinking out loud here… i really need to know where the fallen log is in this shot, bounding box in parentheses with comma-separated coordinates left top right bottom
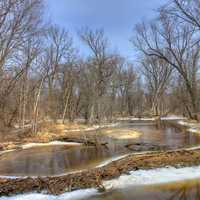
(125, 142, 169, 151)
(60, 137, 109, 147)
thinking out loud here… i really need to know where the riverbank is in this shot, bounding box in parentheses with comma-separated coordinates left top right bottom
(0, 121, 121, 151)
(0, 115, 199, 155)
(1, 116, 200, 197)
(1, 148, 200, 196)
(2, 167, 200, 200)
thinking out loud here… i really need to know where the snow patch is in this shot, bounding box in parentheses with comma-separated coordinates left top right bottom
(118, 117, 156, 121)
(131, 118, 156, 121)
(103, 166, 200, 189)
(0, 175, 28, 179)
(3, 166, 200, 200)
(64, 123, 119, 133)
(178, 120, 190, 126)
(22, 141, 81, 149)
(118, 115, 186, 121)
(0, 189, 97, 200)
(161, 115, 186, 120)
(0, 149, 16, 156)
(187, 128, 200, 134)
(177, 120, 200, 134)
(96, 151, 156, 168)
(97, 154, 129, 168)
(187, 145, 200, 150)
(177, 120, 196, 127)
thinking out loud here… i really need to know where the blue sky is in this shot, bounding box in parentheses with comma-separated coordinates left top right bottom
(45, 0, 167, 60)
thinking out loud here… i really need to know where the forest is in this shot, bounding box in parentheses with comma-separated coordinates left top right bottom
(1, 0, 200, 200)
(0, 0, 199, 133)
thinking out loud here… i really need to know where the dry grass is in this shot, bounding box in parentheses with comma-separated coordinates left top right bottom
(101, 128, 142, 139)
(39, 121, 89, 133)
(26, 122, 90, 142)
(0, 122, 92, 150)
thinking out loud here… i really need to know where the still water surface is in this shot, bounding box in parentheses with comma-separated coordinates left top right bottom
(85, 179, 200, 200)
(0, 122, 200, 176)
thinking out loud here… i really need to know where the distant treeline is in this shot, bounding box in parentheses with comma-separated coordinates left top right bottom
(0, 0, 199, 131)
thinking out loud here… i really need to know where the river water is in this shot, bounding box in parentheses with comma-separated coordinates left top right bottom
(85, 179, 200, 200)
(0, 121, 200, 177)
(1, 121, 200, 200)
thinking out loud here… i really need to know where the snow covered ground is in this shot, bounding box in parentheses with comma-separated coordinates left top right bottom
(1, 116, 200, 199)
(0, 141, 82, 157)
(103, 166, 200, 189)
(117, 117, 156, 121)
(177, 120, 200, 134)
(0, 189, 97, 200)
(64, 123, 119, 133)
(160, 115, 186, 120)
(2, 166, 200, 200)
(22, 141, 82, 149)
(117, 115, 187, 121)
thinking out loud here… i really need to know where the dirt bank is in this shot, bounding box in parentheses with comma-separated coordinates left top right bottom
(1, 148, 200, 196)
(0, 122, 118, 151)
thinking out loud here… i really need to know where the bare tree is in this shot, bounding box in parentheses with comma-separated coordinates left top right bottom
(133, 11, 200, 120)
(141, 56, 172, 116)
(116, 60, 136, 116)
(0, 0, 44, 127)
(79, 28, 115, 123)
(166, 0, 200, 31)
(44, 25, 74, 121)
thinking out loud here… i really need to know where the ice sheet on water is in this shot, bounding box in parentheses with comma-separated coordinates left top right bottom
(22, 141, 81, 149)
(2, 166, 200, 200)
(103, 166, 200, 189)
(0, 189, 98, 200)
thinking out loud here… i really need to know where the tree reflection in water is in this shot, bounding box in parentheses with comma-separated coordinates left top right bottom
(159, 182, 200, 200)
(86, 180, 200, 200)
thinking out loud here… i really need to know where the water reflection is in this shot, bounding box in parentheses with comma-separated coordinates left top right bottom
(0, 122, 200, 176)
(119, 122, 200, 149)
(0, 145, 113, 176)
(156, 180, 200, 200)
(86, 179, 200, 200)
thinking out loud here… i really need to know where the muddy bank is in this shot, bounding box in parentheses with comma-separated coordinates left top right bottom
(0, 117, 197, 152)
(1, 148, 200, 196)
(1, 117, 200, 196)
(0, 130, 109, 152)
(0, 137, 108, 153)
(0, 122, 121, 151)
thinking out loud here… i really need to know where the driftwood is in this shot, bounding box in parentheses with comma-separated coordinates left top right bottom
(125, 142, 169, 151)
(60, 137, 109, 148)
